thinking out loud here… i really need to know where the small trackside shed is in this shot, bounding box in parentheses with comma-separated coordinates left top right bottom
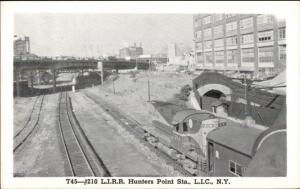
(206, 125, 264, 177)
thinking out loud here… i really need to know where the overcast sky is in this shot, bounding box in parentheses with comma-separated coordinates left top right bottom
(14, 14, 194, 57)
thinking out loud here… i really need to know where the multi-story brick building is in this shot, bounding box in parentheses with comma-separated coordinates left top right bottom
(119, 43, 143, 59)
(193, 14, 286, 76)
(14, 36, 30, 55)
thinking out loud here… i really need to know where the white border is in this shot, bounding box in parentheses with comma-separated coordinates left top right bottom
(1, 1, 300, 188)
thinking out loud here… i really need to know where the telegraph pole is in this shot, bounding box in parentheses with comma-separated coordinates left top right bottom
(243, 75, 253, 116)
(112, 61, 116, 94)
(147, 57, 151, 102)
(113, 78, 115, 94)
(135, 57, 138, 70)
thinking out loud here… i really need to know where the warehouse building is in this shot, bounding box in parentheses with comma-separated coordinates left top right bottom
(119, 43, 143, 59)
(14, 36, 30, 55)
(193, 14, 286, 76)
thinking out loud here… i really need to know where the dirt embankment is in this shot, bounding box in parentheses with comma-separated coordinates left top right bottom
(83, 71, 196, 127)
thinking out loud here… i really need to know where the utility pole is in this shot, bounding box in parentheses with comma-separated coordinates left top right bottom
(112, 61, 116, 94)
(113, 77, 115, 94)
(147, 58, 151, 102)
(147, 79, 150, 102)
(136, 57, 138, 70)
(15, 70, 20, 97)
(242, 75, 253, 117)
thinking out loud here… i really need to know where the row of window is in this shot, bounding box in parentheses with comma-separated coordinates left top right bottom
(195, 14, 273, 28)
(196, 28, 285, 49)
(196, 45, 286, 64)
(196, 26, 285, 41)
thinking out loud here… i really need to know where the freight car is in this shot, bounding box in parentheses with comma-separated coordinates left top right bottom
(143, 108, 227, 175)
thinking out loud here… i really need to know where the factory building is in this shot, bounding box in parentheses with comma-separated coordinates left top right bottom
(119, 43, 143, 59)
(193, 14, 286, 76)
(14, 36, 30, 55)
(14, 36, 39, 60)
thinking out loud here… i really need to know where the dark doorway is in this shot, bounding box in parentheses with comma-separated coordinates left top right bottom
(201, 90, 226, 111)
(203, 90, 225, 99)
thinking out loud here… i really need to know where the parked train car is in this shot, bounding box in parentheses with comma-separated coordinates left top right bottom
(144, 101, 229, 175)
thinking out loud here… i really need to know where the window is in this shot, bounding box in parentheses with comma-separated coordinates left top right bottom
(278, 27, 286, 40)
(227, 50, 238, 64)
(226, 36, 238, 46)
(229, 160, 242, 176)
(226, 22, 237, 33)
(215, 51, 224, 64)
(257, 15, 273, 25)
(194, 19, 201, 27)
(188, 119, 197, 129)
(204, 40, 212, 49)
(196, 42, 203, 50)
(182, 122, 188, 132)
(226, 14, 236, 18)
(240, 17, 253, 29)
(258, 30, 274, 42)
(241, 34, 254, 44)
(214, 14, 223, 22)
(259, 46, 273, 63)
(215, 150, 219, 159)
(203, 16, 211, 25)
(204, 28, 212, 39)
(236, 164, 242, 176)
(197, 52, 204, 63)
(214, 25, 223, 38)
(279, 45, 286, 60)
(242, 48, 254, 63)
(205, 52, 213, 64)
(229, 161, 235, 173)
(196, 30, 202, 39)
(214, 39, 224, 47)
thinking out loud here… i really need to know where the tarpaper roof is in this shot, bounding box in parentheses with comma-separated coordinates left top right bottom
(171, 110, 213, 125)
(207, 125, 264, 157)
(245, 129, 286, 176)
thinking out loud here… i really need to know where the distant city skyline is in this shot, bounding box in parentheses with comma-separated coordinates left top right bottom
(14, 14, 194, 57)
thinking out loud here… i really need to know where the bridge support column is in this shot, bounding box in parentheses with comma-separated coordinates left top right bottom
(36, 70, 41, 85)
(15, 70, 21, 97)
(30, 71, 34, 88)
(52, 69, 56, 93)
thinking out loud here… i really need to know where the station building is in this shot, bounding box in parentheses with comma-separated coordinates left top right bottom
(193, 14, 286, 76)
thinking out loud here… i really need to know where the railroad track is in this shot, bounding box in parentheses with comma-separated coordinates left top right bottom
(57, 92, 110, 177)
(13, 95, 45, 152)
(84, 92, 194, 177)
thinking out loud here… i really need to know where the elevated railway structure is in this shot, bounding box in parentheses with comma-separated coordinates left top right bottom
(13, 58, 150, 96)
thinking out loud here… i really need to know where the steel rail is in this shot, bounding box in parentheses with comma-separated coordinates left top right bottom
(58, 92, 110, 177)
(13, 95, 45, 152)
(84, 92, 195, 177)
